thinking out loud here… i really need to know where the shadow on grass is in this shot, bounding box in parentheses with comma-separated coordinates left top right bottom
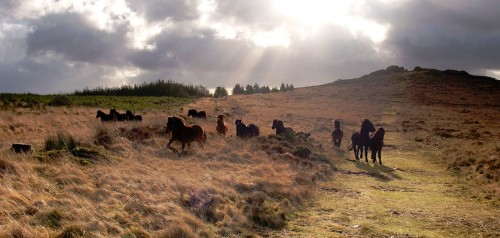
(354, 160, 403, 181)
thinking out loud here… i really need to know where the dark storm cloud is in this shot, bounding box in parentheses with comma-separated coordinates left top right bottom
(372, 0, 500, 71)
(0, 59, 107, 93)
(26, 13, 127, 65)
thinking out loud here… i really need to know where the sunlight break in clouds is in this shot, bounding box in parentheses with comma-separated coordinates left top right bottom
(273, 0, 389, 44)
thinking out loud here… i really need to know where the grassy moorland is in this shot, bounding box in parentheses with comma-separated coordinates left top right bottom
(0, 67, 498, 237)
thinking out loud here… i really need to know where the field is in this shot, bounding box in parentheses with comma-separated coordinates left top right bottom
(0, 68, 498, 237)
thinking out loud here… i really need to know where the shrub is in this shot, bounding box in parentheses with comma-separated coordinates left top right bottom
(50, 95, 73, 106)
(293, 147, 311, 158)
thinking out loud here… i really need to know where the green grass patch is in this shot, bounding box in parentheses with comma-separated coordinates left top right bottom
(0, 93, 195, 111)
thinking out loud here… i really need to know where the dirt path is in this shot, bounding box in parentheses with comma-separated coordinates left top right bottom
(272, 102, 499, 237)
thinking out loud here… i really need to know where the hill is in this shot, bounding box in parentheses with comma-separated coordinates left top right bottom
(0, 66, 498, 237)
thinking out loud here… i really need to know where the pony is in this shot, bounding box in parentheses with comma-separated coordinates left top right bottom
(348, 119, 376, 162)
(165, 116, 206, 153)
(216, 114, 229, 139)
(110, 109, 129, 121)
(187, 109, 207, 118)
(369, 127, 385, 165)
(126, 110, 143, 121)
(96, 110, 116, 122)
(235, 119, 260, 139)
(331, 120, 343, 147)
(272, 119, 294, 135)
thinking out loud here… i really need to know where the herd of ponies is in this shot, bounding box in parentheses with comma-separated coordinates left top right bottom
(96, 108, 385, 164)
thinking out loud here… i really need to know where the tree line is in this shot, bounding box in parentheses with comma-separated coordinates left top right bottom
(213, 83, 295, 98)
(72, 80, 211, 98)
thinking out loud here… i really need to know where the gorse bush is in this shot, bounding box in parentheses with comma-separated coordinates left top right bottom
(49, 95, 72, 106)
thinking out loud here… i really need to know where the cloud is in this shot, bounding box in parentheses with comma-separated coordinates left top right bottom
(374, 0, 500, 71)
(0, 0, 498, 94)
(128, 0, 201, 22)
(26, 13, 127, 65)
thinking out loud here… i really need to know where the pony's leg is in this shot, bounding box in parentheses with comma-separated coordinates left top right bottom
(371, 148, 377, 163)
(360, 146, 364, 161)
(167, 138, 174, 146)
(167, 139, 179, 154)
(378, 149, 382, 165)
(366, 146, 369, 162)
(354, 145, 359, 161)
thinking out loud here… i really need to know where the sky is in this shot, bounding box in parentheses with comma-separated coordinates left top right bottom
(0, 0, 499, 94)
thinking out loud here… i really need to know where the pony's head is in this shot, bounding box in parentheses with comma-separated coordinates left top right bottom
(272, 119, 284, 129)
(187, 109, 197, 116)
(217, 114, 224, 121)
(333, 120, 341, 129)
(96, 110, 104, 118)
(235, 119, 242, 126)
(165, 117, 174, 134)
(361, 119, 376, 133)
(126, 110, 134, 117)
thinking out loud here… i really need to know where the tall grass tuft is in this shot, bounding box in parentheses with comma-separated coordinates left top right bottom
(44, 132, 77, 151)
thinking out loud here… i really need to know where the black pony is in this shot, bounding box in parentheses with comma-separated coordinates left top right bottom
(348, 119, 376, 162)
(110, 109, 128, 121)
(165, 116, 206, 153)
(96, 110, 116, 122)
(126, 110, 143, 121)
(331, 119, 343, 147)
(187, 109, 207, 118)
(369, 127, 385, 165)
(235, 119, 260, 139)
(272, 119, 294, 135)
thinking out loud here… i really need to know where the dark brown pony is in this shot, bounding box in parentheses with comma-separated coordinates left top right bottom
(110, 109, 128, 121)
(216, 114, 229, 139)
(187, 109, 207, 118)
(126, 110, 143, 121)
(331, 120, 343, 147)
(369, 127, 385, 164)
(96, 110, 116, 122)
(348, 119, 376, 162)
(235, 119, 259, 139)
(272, 119, 294, 135)
(165, 116, 206, 153)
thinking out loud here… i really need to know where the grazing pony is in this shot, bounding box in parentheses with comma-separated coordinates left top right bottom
(126, 110, 143, 121)
(272, 119, 294, 135)
(216, 115, 229, 139)
(187, 109, 207, 118)
(96, 110, 116, 122)
(331, 120, 343, 147)
(165, 116, 206, 153)
(369, 127, 385, 165)
(110, 109, 128, 121)
(235, 119, 260, 139)
(348, 119, 376, 162)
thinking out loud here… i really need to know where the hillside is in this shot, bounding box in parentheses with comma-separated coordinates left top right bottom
(0, 67, 499, 237)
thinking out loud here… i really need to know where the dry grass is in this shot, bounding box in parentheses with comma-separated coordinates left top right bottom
(0, 105, 332, 237)
(0, 68, 498, 237)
